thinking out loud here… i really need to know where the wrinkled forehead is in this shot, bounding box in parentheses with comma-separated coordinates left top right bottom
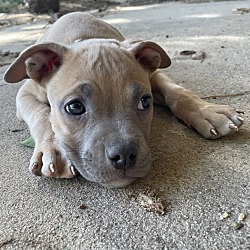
(49, 41, 151, 99)
(51, 40, 151, 90)
(71, 40, 137, 78)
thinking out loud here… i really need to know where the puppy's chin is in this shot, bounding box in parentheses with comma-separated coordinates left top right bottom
(99, 177, 137, 188)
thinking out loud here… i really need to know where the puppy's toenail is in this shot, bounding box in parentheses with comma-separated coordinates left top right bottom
(237, 116, 244, 122)
(229, 123, 238, 130)
(70, 166, 76, 176)
(49, 163, 55, 173)
(32, 162, 38, 173)
(32, 162, 41, 176)
(32, 162, 38, 170)
(210, 128, 218, 136)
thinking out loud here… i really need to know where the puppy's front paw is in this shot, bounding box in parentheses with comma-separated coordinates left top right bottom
(190, 104, 244, 139)
(29, 143, 77, 178)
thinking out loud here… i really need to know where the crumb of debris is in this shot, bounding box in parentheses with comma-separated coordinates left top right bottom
(231, 222, 244, 230)
(0, 239, 13, 248)
(220, 212, 230, 220)
(79, 204, 87, 209)
(191, 51, 206, 62)
(238, 213, 246, 222)
(133, 189, 165, 215)
(179, 50, 206, 62)
(233, 8, 250, 14)
(180, 50, 196, 56)
(0, 50, 20, 58)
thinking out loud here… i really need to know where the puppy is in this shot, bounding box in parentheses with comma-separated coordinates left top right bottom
(4, 12, 244, 187)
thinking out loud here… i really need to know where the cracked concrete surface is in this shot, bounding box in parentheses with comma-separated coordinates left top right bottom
(0, 1, 250, 249)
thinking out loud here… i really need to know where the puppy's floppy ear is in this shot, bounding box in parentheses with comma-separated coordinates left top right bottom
(4, 43, 68, 84)
(123, 40, 171, 72)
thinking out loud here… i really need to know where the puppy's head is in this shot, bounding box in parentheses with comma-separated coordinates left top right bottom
(4, 39, 171, 188)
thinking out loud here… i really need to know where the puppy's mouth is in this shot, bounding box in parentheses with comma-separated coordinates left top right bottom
(99, 177, 137, 188)
(75, 162, 148, 188)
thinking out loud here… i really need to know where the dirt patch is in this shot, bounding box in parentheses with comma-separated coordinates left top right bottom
(0, 13, 51, 27)
(0, 0, 119, 28)
(0, 50, 20, 67)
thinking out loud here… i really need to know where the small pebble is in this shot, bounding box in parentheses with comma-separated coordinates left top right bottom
(220, 212, 230, 220)
(232, 222, 244, 230)
(238, 213, 246, 221)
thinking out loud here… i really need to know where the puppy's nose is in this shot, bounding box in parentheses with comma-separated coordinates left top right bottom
(106, 143, 138, 169)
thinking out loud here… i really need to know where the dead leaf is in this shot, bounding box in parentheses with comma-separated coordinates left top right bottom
(180, 50, 196, 56)
(132, 189, 165, 216)
(20, 136, 35, 148)
(180, 50, 206, 62)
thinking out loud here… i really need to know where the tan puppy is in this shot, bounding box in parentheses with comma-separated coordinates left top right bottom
(4, 12, 244, 188)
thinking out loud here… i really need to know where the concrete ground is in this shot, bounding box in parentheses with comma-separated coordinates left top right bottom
(0, 1, 250, 249)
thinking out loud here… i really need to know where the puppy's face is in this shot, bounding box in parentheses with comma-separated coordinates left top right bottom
(48, 42, 153, 187)
(4, 38, 170, 187)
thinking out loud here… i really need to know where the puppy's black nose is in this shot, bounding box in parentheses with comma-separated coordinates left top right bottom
(106, 142, 138, 169)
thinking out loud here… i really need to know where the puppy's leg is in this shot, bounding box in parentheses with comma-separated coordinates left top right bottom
(150, 71, 244, 139)
(17, 80, 76, 178)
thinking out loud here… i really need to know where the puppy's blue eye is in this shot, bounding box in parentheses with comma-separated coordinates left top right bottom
(65, 101, 85, 115)
(138, 95, 151, 110)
